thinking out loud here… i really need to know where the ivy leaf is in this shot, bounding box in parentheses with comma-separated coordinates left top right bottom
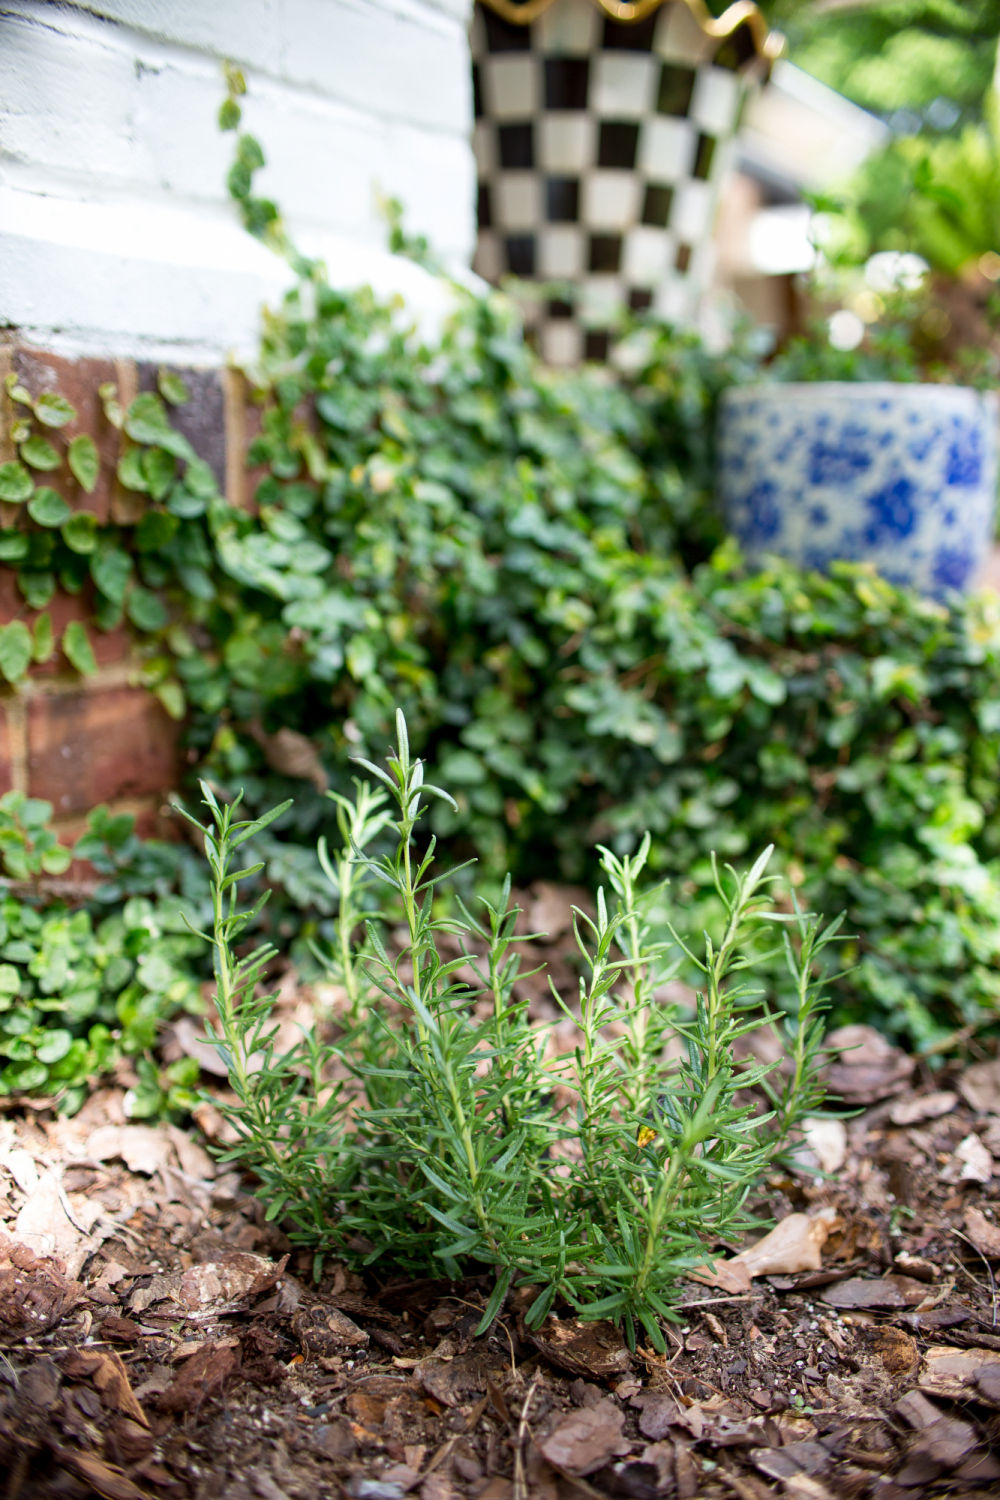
(98, 381, 123, 430)
(157, 369, 190, 406)
(18, 573, 55, 610)
(35, 1026, 73, 1061)
(27, 488, 72, 528)
(135, 510, 179, 551)
(0, 531, 29, 562)
(155, 680, 186, 720)
(140, 446, 176, 501)
(4, 375, 32, 406)
(0, 622, 32, 683)
(91, 548, 133, 605)
(166, 485, 207, 518)
(20, 435, 61, 471)
(0, 461, 34, 503)
(117, 448, 149, 493)
(218, 96, 241, 131)
(183, 457, 220, 499)
(93, 594, 124, 632)
(62, 621, 98, 677)
(124, 394, 194, 460)
(61, 512, 99, 555)
(127, 586, 168, 632)
(32, 613, 53, 664)
(67, 434, 100, 493)
(34, 393, 76, 428)
(237, 134, 265, 171)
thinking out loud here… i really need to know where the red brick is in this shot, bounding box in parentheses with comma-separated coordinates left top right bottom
(14, 349, 121, 524)
(0, 704, 13, 795)
(0, 573, 130, 673)
(27, 686, 181, 815)
(52, 795, 180, 847)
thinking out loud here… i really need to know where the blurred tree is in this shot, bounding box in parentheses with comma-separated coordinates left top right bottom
(754, 2, 1000, 127)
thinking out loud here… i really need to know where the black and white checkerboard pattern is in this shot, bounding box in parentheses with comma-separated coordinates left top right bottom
(471, 0, 761, 364)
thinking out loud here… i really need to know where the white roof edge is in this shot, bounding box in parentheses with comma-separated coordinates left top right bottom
(768, 60, 891, 146)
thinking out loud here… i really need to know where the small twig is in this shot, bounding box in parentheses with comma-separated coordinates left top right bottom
(513, 1368, 541, 1500)
(949, 1226, 998, 1328)
(447, 1294, 518, 1377)
(674, 1293, 760, 1308)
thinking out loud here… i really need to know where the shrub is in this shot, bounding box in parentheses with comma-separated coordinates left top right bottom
(193, 713, 837, 1344)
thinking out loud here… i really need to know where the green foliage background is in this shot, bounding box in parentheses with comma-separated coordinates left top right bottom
(4, 273, 1000, 1063)
(767, 1, 1000, 123)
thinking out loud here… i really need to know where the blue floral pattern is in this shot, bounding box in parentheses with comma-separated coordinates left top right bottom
(718, 384, 999, 598)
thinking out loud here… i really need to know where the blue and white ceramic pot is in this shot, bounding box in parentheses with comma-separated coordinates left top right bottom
(717, 382, 1000, 597)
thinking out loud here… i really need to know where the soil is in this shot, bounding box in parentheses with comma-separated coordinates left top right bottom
(3, 1028, 1000, 1500)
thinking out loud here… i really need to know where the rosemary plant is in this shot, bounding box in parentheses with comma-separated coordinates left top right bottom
(191, 712, 839, 1345)
(315, 781, 395, 1018)
(179, 784, 359, 1253)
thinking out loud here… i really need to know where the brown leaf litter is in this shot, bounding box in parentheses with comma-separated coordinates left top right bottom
(2, 1025, 1000, 1499)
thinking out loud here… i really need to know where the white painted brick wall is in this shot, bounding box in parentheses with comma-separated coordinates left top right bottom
(0, 0, 476, 363)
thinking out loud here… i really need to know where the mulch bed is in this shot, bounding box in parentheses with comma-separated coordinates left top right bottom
(3, 1033, 1000, 1500)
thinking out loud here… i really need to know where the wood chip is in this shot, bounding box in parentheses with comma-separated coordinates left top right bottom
(57, 1448, 150, 1500)
(820, 1275, 928, 1309)
(527, 1316, 632, 1380)
(90, 1348, 149, 1427)
(537, 1400, 629, 1476)
(918, 1344, 1000, 1398)
(153, 1340, 239, 1413)
(895, 1414, 978, 1485)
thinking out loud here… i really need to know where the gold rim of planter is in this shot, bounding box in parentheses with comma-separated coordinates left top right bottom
(478, 0, 781, 60)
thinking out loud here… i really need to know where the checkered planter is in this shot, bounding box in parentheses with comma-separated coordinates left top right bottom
(471, 0, 772, 364)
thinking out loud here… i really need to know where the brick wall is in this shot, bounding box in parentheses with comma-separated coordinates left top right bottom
(0, 343, 250, 846)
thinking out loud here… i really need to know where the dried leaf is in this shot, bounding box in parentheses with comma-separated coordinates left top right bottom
(688, 1257, 752, 1293)
(0, 1146, 40, 1195)
(801, 1119, 847, 1174)
(633, 1391, 681, 1441)
(890, 1091, 957, 1126)
(736, 1210, 837, 1277)
(538, 1400, 629, 1476)
(958, 1058, 1000, 1114)
(14, 1169, 98, 1279)
(165, 1124, 215, 1179)
(964, 1205, 1000, 1258)
(695, 1209, 837, 1287)
(86, 1125, 172, 1177)
(824, 1024, 914, 1104)
(954, 1133, 994, 1183)
(170, 1016, 230, 1078)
